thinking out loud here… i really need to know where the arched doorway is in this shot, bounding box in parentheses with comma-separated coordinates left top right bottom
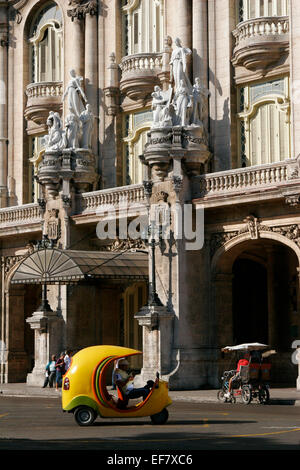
(212, 233, 300, 385)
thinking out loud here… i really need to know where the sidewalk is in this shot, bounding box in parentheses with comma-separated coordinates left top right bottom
(0, 383, 300, 405)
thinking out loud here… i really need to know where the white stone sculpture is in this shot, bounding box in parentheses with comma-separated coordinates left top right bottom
(44, 111, 65, 151)
(62, 69, 88, 118)
(172, 79, 193, 127)
(64, 113, 80, 149)
(151, 85, 173, 128)
(79, 104, 94, 149)
(170, 37, 192, 92)
(191, 77, 211, 126)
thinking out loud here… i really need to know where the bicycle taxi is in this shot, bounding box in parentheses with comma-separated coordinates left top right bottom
(61, 345, 172, 426)
(217, 342, 276, 404)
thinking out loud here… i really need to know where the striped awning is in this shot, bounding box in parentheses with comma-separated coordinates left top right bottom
(10, 248, 149, 284)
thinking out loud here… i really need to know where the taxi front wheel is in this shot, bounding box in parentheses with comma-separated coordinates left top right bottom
(74, 406, 97, 426)
(150, 408, 169, 425)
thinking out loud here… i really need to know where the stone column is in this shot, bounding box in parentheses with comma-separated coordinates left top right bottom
(64, 13, 85, 117)
(26, 287, 64, 386)
(0, 7, 8, 207)
(85, 10, 98, 157)
(290, 0, 300, 158)
(192, 0, 208, 87)
(166, 0, 192, 49)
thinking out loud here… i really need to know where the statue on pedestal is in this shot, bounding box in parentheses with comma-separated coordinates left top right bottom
(64, 113, 80, 149)
(191, 77, 211, 126)
(44, 112, 65, 152)
(62, 69, 88, 118)
(79, 104, 94, 149)
(151, 86, 173, 128)
(170, 37, 192, 92)
(172, 79, 193, 127)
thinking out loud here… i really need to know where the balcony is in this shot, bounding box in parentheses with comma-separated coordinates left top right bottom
(24, 81, 63, 135)
(73, 184, 147, 224)
(0, 203, 43, 237)
(119, 52, 163, 102)
(232, 16, 289, 71)
(193, 159, 300, 208)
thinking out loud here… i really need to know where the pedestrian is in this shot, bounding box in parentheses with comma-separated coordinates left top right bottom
(55, 352, 65, 391)
(42, 355, 56, 388)
(64, 349, 72, 371)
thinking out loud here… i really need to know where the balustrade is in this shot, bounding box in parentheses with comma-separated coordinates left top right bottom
(196, 162, 290, 198)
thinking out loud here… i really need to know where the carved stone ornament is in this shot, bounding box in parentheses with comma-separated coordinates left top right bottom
(67, 0, 98, 21)
(46, 209, 61, 241)
(99, 237, 147, 252)
(210, 220, 300, 257)
(152, 191, 169, 203)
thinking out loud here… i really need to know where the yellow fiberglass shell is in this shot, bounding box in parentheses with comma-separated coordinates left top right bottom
(62, 345, 172, 419)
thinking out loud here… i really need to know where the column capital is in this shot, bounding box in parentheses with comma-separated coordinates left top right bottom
(67, 0, 98, 21)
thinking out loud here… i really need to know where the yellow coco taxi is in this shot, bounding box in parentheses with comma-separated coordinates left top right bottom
(62, 345, 172, 426)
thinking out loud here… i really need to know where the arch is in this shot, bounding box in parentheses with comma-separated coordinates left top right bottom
(211, 230, 300, 275)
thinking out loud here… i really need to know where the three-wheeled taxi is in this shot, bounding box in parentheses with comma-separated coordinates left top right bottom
(62, 345, 172, 426)
(217, 342, 276, 404)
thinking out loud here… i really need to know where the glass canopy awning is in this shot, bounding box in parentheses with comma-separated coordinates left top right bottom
(11, 248, 149, 285)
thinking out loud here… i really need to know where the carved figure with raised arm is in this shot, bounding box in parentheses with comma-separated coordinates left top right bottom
(62, 69, 88, 118)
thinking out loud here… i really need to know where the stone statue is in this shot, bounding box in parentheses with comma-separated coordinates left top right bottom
(79, 104, 94, 149)
(170, 37, 192, 92)
(64, 113, 80, 149)
(151, 85, 173, 128)
(44, 111, 65, 151)
(172, 79, 193, 127)
(191, 77, 210, 126)
(62, 69, 88, 118)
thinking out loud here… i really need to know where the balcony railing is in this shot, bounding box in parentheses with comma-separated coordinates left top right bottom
(24, 81, 63, 134)
(25, 81, 63, 101)
(194, 160, 294, 200)
(233, 16, 289, 46)
(119, 52, 163, 101)
(232, 16, 289, 70)
(81, 184, 146, 213)
(0, 203, 42, 228)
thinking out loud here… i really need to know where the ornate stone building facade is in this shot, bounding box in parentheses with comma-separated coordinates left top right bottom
(0, 0, 300, 389)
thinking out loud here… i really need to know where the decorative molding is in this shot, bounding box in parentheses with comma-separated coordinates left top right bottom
(99, 237, 147, 252)
(67, 0, 98, 21)
(210, 220, 300, 257)
(152, 191, 168, 203)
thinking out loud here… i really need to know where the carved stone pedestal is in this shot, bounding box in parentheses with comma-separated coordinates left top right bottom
(134, 304, 174, 385)
(26, 309, 64, 386)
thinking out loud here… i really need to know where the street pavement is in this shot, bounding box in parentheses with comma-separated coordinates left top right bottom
(0, 382, 300, 405)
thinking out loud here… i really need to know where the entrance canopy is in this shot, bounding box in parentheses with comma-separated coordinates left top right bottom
(11, 248, 149, 285)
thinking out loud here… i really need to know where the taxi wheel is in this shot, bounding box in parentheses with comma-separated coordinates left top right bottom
(150, 408, 169, 425)
(74, 406, 96, 426)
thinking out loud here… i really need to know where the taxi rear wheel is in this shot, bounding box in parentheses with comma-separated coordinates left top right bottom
(150, 408, 169, 425)
(74, 406, 96, 426)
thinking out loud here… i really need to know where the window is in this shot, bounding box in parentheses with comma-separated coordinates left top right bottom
(237, 0, 289, 23)
(29, 2, 63, 83)
(29, 135, 46, 202)
(122, 0, 164, 55)
(238, 77, 290, 167)
(123, 110, 153, 184)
